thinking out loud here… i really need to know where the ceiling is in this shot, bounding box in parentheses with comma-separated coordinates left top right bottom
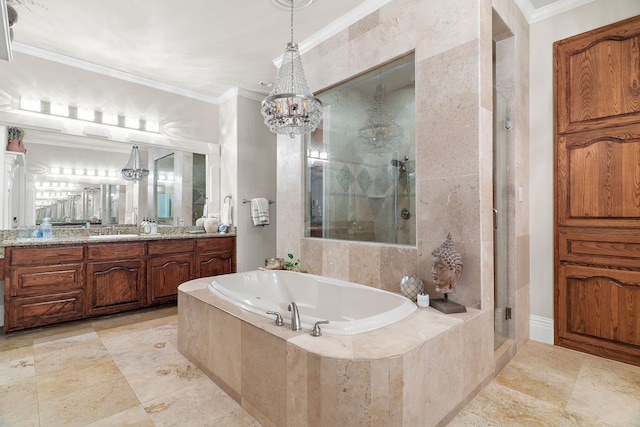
(7, 0, 372, 102)
(5, 0, 563, 104)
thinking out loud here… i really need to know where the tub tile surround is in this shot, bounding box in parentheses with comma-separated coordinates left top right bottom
(178, 278, 485, 426)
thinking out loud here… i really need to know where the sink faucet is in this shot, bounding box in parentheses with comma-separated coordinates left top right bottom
(288, 302, 301, 331)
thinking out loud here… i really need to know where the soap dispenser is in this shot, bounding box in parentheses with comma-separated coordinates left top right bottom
(41, 217, 53, 240)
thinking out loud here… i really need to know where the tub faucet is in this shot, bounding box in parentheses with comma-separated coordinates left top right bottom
(288, 302, 301, 331)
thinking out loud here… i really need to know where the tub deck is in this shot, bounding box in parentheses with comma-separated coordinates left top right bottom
(178, 277, 491, 426)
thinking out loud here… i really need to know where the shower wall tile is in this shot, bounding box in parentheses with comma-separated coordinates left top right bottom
(415, 41, 480, 180)
(321, 240, 350, 280)
(301, 238, 323, 275)
(380, 246, 419, 293)
(349, 243, 381, 288)
(417, 175, 481, 245)
(415, 0, 480, 62)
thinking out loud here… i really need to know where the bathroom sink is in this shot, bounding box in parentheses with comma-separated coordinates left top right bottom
(89, 234, 140, 239)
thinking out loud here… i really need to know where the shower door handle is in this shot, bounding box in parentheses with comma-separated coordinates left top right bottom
(493, 208, 498, 230)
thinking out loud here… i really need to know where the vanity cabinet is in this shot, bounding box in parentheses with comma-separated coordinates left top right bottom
(86, 242, 146, 316)
(196, 238, 235, 277)
(3, 236, 236, 332)
(147, 240, 195, 305)
(4, 245, 85, 331)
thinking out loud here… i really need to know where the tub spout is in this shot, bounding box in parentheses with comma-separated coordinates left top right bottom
(288, 302, 301, 331)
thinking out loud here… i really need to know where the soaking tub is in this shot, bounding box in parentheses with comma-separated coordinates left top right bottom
(208, 269, 417, 335)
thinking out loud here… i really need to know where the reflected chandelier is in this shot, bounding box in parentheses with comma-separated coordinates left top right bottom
(121, 146, 149, 181)
(357, 84, 403, 154)
(261, 0, 322, 138)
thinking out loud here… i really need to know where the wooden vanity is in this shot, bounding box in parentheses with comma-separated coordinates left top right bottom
(2, 235, 235, 332)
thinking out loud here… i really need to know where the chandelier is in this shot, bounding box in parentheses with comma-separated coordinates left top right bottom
(121, 146, 149, 181)
(261, 0, 322, 138)
(357, 84, 403, 154)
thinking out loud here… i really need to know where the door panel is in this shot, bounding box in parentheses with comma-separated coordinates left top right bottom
(555, 15, 640, 366)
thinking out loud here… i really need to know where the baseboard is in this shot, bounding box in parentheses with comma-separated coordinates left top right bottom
(530, 314, 554, 344)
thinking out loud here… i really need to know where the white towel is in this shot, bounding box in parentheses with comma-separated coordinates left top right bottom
(221, 201, 231, 226)
(251, 198, 270, 226)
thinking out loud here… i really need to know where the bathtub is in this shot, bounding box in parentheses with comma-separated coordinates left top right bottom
(208, 270, 417, 335)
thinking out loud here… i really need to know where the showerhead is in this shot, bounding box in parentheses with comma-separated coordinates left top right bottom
(390, 155, 412, 171)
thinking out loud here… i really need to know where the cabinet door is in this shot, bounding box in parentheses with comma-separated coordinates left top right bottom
(86, 260, 146, 316)
(196, 251, 234, 278)
(148, 253, 194, 305)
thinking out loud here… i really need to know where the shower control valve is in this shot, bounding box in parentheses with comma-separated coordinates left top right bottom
(266, 311, 284, 326)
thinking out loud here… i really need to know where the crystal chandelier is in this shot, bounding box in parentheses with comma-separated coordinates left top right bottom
(121, 146, 149, 181)
(261, 0, 322, 138)
(357, 84, 403, 154)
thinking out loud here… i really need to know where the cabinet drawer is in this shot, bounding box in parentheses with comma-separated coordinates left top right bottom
(87, 242, 145, 261)
(8, 246, 84, 266)
(5, 292, 85, 332)
(9, 264, 83, 297)
(148, 239, 194, 255)
(196, 237, 235, 253)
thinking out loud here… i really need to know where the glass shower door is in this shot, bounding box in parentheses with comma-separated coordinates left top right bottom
(494, 89, 510, 349)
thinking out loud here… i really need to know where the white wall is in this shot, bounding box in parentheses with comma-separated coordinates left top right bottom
(529, 1, 640, 325)
(218, 89, 277, 272)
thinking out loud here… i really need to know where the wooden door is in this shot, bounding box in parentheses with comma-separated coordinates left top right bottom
(554, 15, 640, 366)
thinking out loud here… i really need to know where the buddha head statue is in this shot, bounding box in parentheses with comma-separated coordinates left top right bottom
(431, 233, 463, 294)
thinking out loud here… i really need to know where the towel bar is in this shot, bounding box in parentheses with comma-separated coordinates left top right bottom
(242, 199, 275, 204)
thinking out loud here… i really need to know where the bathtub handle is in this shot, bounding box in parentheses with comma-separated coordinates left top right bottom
(310, 320, 330, 337)
(266, 311, 284, 326)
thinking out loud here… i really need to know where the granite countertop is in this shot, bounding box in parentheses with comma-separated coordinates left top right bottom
(0, 226, 236, 257)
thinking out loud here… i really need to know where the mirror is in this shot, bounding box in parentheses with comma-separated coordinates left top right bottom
(21, 141, 205, 226)
(305, 53, 416, 245)
(155, 154, 174, 225)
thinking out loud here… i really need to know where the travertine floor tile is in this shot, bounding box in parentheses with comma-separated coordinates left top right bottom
(462, 381, 565, 426)
(0, 354, 35, 385)
(143, 380, 260, 427)
(564, 357, 640, 427)
(85, 405, 155, 427)
(0, 376, 37, 413)
(38, 375, 139, 427)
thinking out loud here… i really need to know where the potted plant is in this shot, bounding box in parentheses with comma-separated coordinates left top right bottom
(7, 127, 25, 153)
(285, 253, 301, 271)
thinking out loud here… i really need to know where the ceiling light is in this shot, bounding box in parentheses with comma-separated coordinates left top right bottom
(261, 0, 322, 138)
(77, 107, 95, 121)
(102, 112, 118, 126)
(20, 97, 41, 112)
(121, 146, 149, 181)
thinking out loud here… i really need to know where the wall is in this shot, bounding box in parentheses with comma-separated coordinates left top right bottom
(219, 89, 277, 272)
(529, 0, 640, 342)
(278, 0, 529, 412)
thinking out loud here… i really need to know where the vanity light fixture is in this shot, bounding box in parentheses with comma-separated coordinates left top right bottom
(261, 0, 322, 139)
(121, 145, 149, 182)
(18, 96, 161, 134)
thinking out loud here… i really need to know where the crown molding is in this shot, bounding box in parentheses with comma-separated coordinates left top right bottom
(11, 42, 219, 104)
(217, 87, 266, 104)
(515, 0, 596, 23)
(529, 0, 595, 23)
(274, 0, 393, 67)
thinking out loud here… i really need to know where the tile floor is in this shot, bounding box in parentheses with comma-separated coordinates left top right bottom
(0, 305, 638, 426)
